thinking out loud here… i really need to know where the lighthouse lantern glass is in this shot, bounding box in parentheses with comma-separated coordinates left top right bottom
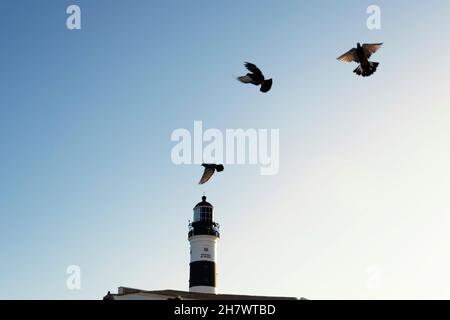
(193, 206, 214, 223)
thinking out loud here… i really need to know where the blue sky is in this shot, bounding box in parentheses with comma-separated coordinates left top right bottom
(1, 0, 450, 299)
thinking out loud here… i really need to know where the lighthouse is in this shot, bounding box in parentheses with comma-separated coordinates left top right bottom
(104, 195, 300, 300)
(188, 196, 220, 294)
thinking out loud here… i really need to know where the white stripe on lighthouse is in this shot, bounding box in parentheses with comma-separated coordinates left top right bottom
(189, 235, 218, 263)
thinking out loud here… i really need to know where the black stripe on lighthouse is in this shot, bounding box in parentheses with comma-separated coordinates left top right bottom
(189, 260, 216, 288)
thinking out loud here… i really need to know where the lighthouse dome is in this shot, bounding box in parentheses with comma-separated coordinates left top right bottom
(194, 196, 213, 208)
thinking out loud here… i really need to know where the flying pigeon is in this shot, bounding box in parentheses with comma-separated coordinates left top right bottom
(337, 43, 383, 77)
(199, 163, 224, 185)
(237, 62, 273, 93)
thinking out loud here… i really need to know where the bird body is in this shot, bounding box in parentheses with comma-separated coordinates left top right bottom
(337, 43, 383, 77)
(237, 62, 273, 92)
(199, 163, 224, 185)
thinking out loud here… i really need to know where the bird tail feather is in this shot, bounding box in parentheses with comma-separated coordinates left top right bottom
(353, 65, 363, 76)
(353, 62, 379, 77)
(260, 79, 273, 93)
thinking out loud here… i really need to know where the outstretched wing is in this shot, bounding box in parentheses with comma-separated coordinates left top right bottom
(244, 62, 263, 77)
(237, 75, 254, 83)
(337, 48, 359, 63)
(362, 43, 383, 58)
(199, 167, 215, 184)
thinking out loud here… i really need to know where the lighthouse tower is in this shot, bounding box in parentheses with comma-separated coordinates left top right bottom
(188, 196, 220, 294)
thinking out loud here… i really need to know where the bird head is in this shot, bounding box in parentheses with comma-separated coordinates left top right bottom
(357, 43, 362, 48)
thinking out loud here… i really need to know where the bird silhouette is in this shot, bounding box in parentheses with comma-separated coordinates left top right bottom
(237, 62, 273, 92)
(199, 164, 224, 185)
(337, 43, 383, 77)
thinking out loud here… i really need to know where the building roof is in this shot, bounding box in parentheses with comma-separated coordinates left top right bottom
(104, 287, 299, 300)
